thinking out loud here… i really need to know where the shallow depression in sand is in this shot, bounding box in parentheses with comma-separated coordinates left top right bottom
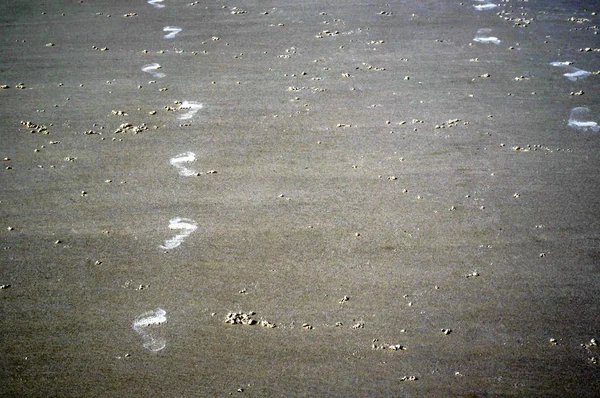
(177, 101, 203, 120)
(163, 26, 182, 39)
(147, 0, 165, 9)
(568, 107, 599, 133)
(160, 217, 198, 250)
(141, 63, 166, 78)
(550, 62, 591, 81)
(473, 1, 498, 11)
(473, 28, 501, 44)
(169, 151, 198, 176)
(132, 308, 167, 352)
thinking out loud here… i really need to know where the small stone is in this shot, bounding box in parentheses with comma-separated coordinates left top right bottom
(399, 376, 418, 381)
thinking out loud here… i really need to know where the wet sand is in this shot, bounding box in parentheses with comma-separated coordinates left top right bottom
(1, 0, 599, 396)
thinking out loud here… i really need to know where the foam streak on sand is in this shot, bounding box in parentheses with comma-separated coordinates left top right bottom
(163, 26, 182, 39)
(160, 217, 198, 250)
(169, 151, 198, 176)
(178, 101, 203, 120)
(568, 107, 599, 132)
(133, 308, 167, 352)
(141, 63, 166, 78)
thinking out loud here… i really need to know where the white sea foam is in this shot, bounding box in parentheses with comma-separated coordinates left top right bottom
(163, 26, 182, 39)
(169, 152, 198, 176)
(160, 217, 198, 250)
(141, 63, 166, 78)
(133, 308, 167, 352)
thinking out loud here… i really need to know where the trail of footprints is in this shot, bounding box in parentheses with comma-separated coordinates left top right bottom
(0, 0, 594, 386)
(127, 0, 598, 361)
(471, 2, 598, 132)
(133, 3, 200, 352)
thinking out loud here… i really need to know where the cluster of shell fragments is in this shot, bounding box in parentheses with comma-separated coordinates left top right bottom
(224, 312, 276, 328)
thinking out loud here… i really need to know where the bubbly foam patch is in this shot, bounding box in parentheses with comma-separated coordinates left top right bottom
(133, 308, 167, 352)
(160, 217, 198, 250)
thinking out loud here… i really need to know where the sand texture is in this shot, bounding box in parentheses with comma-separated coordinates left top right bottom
(1, 0, 599, 396)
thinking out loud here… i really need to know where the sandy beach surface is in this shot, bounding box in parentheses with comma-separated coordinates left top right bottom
(1, 0, 599, 396)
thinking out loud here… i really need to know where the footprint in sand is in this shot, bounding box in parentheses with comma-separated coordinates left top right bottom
(550, 62, 591, 82)
(169, 152, 198, 176)
(178, 101, 203, 120)
(163, 26, 182, 39)
(568, 107, 599, 132)
(147, 0, 165, 9)
(141, 63, 166, 78)
(133, 308, 167, 352)
(473, 28, 501, 44)
(473, 1, 497, 11)
(160, 217, 198, 250)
